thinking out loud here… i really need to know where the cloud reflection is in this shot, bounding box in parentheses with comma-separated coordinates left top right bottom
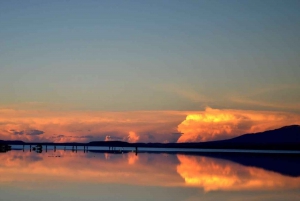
(0, 150, 182, 187)
(176, 154, 300, 192)
(0, 150, 299, 193)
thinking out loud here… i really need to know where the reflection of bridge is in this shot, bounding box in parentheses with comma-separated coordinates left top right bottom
(0, 144, 11, 153)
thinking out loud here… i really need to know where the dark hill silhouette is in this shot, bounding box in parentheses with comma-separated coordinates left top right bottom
(204, 125, 300, 150)
(223, 125, 300, 144)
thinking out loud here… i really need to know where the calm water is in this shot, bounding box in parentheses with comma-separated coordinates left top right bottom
(1, 147, 300, 201)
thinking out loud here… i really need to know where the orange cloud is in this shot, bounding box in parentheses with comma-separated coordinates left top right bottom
(0, 109, 184, 143)
(128, 131, 140, 143)
(1, 107, 300, 143)
(177, 107, 300, 142)
(176, 154, 300, 192)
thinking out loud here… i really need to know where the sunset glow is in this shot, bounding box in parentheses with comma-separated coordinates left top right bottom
(1, 1, 300, 201)
(1, 107, 300, 143)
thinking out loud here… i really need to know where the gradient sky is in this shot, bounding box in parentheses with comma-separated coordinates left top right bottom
(1, 1, 300, 142)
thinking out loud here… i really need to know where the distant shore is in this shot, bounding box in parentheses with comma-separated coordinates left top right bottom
(2, 125, 300, 151)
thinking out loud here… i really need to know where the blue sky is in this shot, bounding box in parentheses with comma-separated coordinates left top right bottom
(1, 0, 300, 112)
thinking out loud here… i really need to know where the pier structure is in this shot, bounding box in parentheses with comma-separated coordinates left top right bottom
(5, 143, 140, 155)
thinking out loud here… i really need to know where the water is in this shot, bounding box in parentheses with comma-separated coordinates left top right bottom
(1, 147, 300, 201)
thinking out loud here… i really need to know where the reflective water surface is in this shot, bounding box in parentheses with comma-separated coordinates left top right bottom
(1, 148, 300, 201)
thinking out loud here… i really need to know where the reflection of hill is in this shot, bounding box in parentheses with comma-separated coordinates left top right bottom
(178, 152, 300, 177)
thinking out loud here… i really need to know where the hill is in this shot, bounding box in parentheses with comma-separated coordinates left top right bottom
(197, 125, 300, 150)
(224, 125, 300, 144)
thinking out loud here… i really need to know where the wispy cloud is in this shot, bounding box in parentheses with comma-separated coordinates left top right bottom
(230, 97, 300, 111)
(159, 83, 211, 103)
(228, 84, 300, 112)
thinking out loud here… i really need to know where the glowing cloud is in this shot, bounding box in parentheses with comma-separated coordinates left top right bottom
(127, 131, 140, 143)
(0, 109, 184, 143)
(177, 107, 300, 142)
(1, 107, 300, 143)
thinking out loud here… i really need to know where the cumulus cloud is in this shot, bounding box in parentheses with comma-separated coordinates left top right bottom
(104, 132, 140, 143)
(177, 107, 300, 142)
(105, 135, 123, 141)
(127, 131, 140, 143)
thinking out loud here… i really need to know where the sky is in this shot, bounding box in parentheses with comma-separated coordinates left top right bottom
(1, 0, 300, 142)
